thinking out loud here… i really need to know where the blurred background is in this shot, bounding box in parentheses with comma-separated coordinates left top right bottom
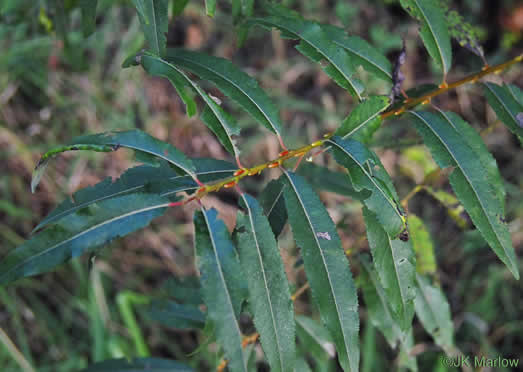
(0, 0, 522, 371)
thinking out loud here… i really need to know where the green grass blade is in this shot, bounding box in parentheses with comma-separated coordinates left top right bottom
(414, 274, 454, 355)
(362, 208, 416, 331)
(334, 96, 390, 142)
(400, 0, 452, 75)
(409, 111, 519, 279)
(483, 82, 523, 140)
(81, 357, 193, 371)
(282, 171, 359, 372)
(31, 130, 196, 192)
(327, 136, 406, 237)
(165, 48, 283, 138)
(236, 194, 295, 372)
(141, 54, 241, 158)
(248, 11, 363, 99)
(194, 209, 247, 372)
(0, 194, 170, 285)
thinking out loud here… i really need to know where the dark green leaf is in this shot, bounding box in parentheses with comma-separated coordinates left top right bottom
(322, 25, 393, 82)
(140, 54, 241, 156)
(81, 357, 193, 371)
(414, 274, 454, 354)
(236, 194, 295, 372)
(282, 171, 359, 372)
(134, 0, 169, 56)
(483, 82, 523, 140)
(165, 49, 283, 138)
(259, 178, 287, 238)
(194, 209, 247, 372)
(400, 0, 452, 75)
(0, 194, 170, 285)
(248, 13, 363, 100)
(32, 130, 196, 192)
(146, 300, 205, 329)
(334, 96, 390, 143)
(327, 136, 406, 237)
(162, 276, 202, 305)
(79, 0, 98, 37)
(33, 159, 234, 233)
(172, 0, 190, 16)
(358, 254, 403, 348)
(409, 111, 519, 279)
(363, 208, 416, 331)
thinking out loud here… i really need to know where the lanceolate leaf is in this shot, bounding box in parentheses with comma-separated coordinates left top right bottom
(0, 194, 170, 285)
(247, 13, 363, 99)
(33, 159, 234, 233)
(81, 357, 193, 371)
(146, 300, 205, 329)
(295, 315, 336, 361)
(363, 208, 416, 331)
(194, 209, 247, 372)
(334, 96, 390, 142)
(282, 171, 359, 372)
(322, 25, 393, 82)
(134, 0, 169, 56)
(205, 0, 216, 17)
(165, 48, 283, 138)
(409, 111, 519, 279)
(358, 254, 403, 348)
(141, 54, 241, 157)
(31, 130, 196, 192)
(259, 178, 287, 238)
(327, 136, 406, 237)
(400, 0, 452, 75)
(414, 274, 454, 354)
(483, 82, 523, 140)
(79, 0, 98, 37)
(236, 194, 295, 372)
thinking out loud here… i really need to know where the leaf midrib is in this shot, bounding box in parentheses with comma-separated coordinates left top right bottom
(414, 0, 448, 73)
(484, 83, 518, 126)
(342, 109, 383, 140)
(201, 210, 247, 371)
(2, 203, 169, 282)
(242, 196, 286, 371)
(284, 171, 354, 368)
(328, 139, 402, 222)
(411, 112, 506, 254)
(170, 53, 280, 136)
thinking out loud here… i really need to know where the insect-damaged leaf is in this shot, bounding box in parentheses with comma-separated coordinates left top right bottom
(282, 171, 359, 372)
(409, 110, 519, 279)
(363, 208, 416, 331)
(247, 7, 363, 100)
(236, 194, 295, 372)
(327, 136, 406, 237)
(194, 208, 247, 372)
(141, 53, 241, 158)
(165, 48, 283, 139)
(400, 0, 452, 76)
(31, 130, 196, 193)
(0, 194, 169, 285)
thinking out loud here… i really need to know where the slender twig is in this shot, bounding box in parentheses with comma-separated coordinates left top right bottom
(166, 54, 522, 210)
